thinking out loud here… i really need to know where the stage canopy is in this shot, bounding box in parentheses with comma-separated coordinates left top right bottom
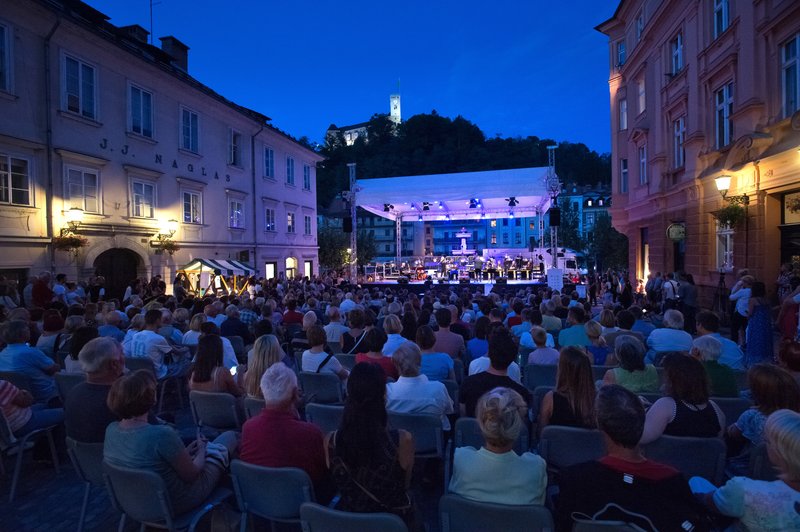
(179, 258, 256, 277)
(355, 167, 556, 222)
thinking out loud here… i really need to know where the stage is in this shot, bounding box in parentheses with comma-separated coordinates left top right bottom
(358, 278, 578, 296)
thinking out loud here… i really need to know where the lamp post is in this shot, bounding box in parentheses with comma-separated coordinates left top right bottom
(714, 175, 749, 268)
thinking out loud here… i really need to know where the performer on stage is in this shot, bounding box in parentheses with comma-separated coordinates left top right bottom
(473, 254, 483, 280)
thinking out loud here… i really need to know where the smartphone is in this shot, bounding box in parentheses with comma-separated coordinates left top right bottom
(230, 365, 238, 376)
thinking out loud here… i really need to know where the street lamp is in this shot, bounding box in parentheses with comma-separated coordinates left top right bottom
(714, 174, 750, 268)
(61, 207, 84, 236)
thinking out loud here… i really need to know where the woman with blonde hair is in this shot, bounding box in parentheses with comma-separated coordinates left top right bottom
(244, 334, 286, 398)
(181, 313, 207, 346)
(585, 320, 611, 365)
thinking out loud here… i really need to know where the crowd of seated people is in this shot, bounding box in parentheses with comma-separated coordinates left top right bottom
(1, 270, 800, 530)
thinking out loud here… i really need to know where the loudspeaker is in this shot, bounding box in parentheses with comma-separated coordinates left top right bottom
(495, 277, 507, 284)
(549, 208, 561, 227)
(459, 279, 470, 285)
(342, 216, 353, 233)
(529, 236, 535, 252)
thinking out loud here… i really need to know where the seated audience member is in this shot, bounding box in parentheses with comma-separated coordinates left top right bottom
(244, 334, 286, 398)
(556, 385, 710, 532)
(356, 328, 398, 380)
(63, 326, 99, 373)
(726, 364, 800, 476)
(104, 370, 238, 516)
(98, 311, 125, 343)
(417, 325, 455, 382)
(525, 327, 560, 366)
(557, 307, 591, 348)
(181, 314, 207, 347)
(302, 325, 349, 381)
(131, 309, 190, 379)
(199, 322, 238, 370)
(325, 363, 415, 527)
(469, 325, 521, 382)
(540, 300, 562, 332)
(323, 306, 348, 344)
(0, 377, 64, 438)
(459, 328, 531, 417)
(219, 304, 254, 345)
(340, 308, 367, 354)
(585, 320, 611, 366)
(240, 363, 332, 502)
(695, 310, 745, 371)
(510, 308, 533, 338)
(386, 342, 453, 429)
(778, 339, 800, 387)
(602, 336, 660, 393)
(640, 355, 725, 444)
(629, 306, 656, 339)
(697, 409, 800, 531)
(602, 310, 645, 353)
(0, 320, 59, 404)
(35, 313, 66, 358)
(449, 386, 546, 505)
(465, 316, 490, 363)
(646, 309, 693, 364)
(381, 314, 409, 357)
(173, 307, 190, 333)
(433, 308, 466, 360)
(188, 335, 242, 396)
(540, 346, 596, 433)
(597, 309, 618, 335)
(691, 335, 738, 397)
(158, 309, 184, 345)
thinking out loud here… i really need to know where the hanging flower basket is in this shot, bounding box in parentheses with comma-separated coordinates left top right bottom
(714, 204, 746, 228)
(159, 240, 181, 255)
(52, 235, 88, 253)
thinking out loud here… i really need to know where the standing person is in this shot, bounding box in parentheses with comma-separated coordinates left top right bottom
(776, 263, 794, 303)
(745, 281, 773, 367)
(729, 273, 753, 347)
(678, 273, 698, 335)
(661, 273, 680, 311)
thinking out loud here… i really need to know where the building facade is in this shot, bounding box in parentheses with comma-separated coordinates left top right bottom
(0, 0, 321, 298)
(598, 0, 800, 302)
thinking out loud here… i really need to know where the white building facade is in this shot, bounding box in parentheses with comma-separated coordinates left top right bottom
(0, 0, 321, 299)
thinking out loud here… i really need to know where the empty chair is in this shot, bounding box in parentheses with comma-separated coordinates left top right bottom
(388, 412, 445, 485)
(55, 371, 85, 402)
(103, 460, 232, 532)
(225, 336, 246, 363)
(334, 353, 357, 371)
(747, 442, 778, 481)
(0, 409, 60, 502)
(300, 502, 408, 532)
(453, 359, 465, 384)
(643, 435, 726, 485)
(442, 379, 459, 406)
(66, 437, 104, 532)
(189, 390, 242, 432)
(439, 493, 554, 532)
(298, 372, 343, 404)
(523, 364, 557, 391)
(305, 403, 344, 435)
(454, 417, 529, 455)
(243, 396, 265, 420)
(712, 396, 753, 425)
(529, 386, 554, 425)
(231, 460, 315, 532)
(538, 426, 605, 474)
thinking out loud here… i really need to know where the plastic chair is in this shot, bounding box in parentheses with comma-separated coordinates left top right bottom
(189, 391, 242, 432)
(442, 379, 459, 406)
(530, 386, 554, 425)
(305, 403, 344, 435)
(225, 336, 246, 363)
(523, 364, 557, 391)
(453, 417, 529, 455)
(103, 460, 232, 532)
(538, 426, 605, 474)
(243, 396, 265, 420)
(0, 370, 34, 392)
(231, 460, 315, 532)
(298, 372, 344, 404)
(66, 437, 104, 532)
(711, 397, 753, 425)
(643, 435, 726, 484)
(334, 353, 357, 371)
(591, 365, 615, 382)
(55, 372, 86, 402)
(748, 442, 778, 481)
(0, 409, 60, 502)
(439, 493, 554, 532)
(453, 359, 465, 384)
(125, 357, 185, 413)
(300, 502, 408, 532)
(388, 412, 446, 485)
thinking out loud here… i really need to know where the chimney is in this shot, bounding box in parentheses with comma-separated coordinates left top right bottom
(159, 36, 189, 72)
(119, 24, 150, 44)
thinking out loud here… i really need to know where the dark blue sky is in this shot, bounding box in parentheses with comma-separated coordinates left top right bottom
(88, 0, 619, 153)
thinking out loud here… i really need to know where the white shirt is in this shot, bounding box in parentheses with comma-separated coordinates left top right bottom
(713, 477, 800, 531)
(323, 321, 349, 343)
(208, 314, 227, 328)
(302, 349, 343, 375)
(386, 374, 453, 430)
(52, 283, 67, 304)
(382, 333, 409, 356)
(181, 330, 201, 346)
(130, 330, 173, 379)
(449, 447, 547, 506)
(220, 337, 238, 369)
(468, 357, 521, 383)
(339, 298, 356, 314)
(730, 286, 751, 317)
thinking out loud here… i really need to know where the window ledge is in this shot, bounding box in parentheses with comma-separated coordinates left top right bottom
(181, 222, 208, 228)
(285, 183, 296, 188)
(228, 226, 246, 232)
(58, 110, 102, 128)
(0, 90, 18, 102)
(178, 148, 202, 159)
(263, 176, 276, 182)
(126, 132, 158, 145)
(227, 163, 244, 170)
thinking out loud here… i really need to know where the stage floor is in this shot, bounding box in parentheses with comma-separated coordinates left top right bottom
(359, 278, 557, 295)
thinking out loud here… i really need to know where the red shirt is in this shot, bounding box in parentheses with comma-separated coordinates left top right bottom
(240, 409, 328, 490)
(599, 455, 680, 481)
(355, 353, 399, 380)
(282, 310, 304, 325)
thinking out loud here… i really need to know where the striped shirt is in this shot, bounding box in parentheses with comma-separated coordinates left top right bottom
(0, 380, 32, 433)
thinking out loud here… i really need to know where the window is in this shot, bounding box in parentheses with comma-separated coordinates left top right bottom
(713, 0, 729, 39)
(304, 215, 312, 235)
(181, 107, 199, 153)
(515, 233, 521, 245)
(264, 147, 274, 178)
(130, 85, 153, 138)
(384, 229, 390, 237)
(638, 145, 648, 185)
(264, 207, 276, 231)
(515, 219, 521, 227)
(66, 166, 98, 212)
(286, 157, 295, 185)
(385, 244, 391, 252)
(716, 222, 734, 272)
(671, 33, 684, 74)
(228, 129, 242, 166)
(616, 40, 626, 67)
(490, 232, 497, 245)
(64, 55, 96, 119)
(586, 213, 595, 225)
(303, 165, 311, 190)
(502, 233, 509, 245)
(782, 35, 799, 118)
(0, 155, 30, 205)
(182, 191, 201, 224)
(502, 219, 508, 227)
(673, 116, 686, 168)
(131, 180, 155, 218)
(287, 212, 296, 233)
(715, 81, 734, 148)
(0, 22, 9, 92)
(490, 219, 497, 228)
(229, 200, 244, 229)
(637, 78, 646, 114)
(619, 99, 628, 130)
(635, 12, 644, 43)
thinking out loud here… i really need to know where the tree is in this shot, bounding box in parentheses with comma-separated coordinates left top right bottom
(357, 230, 376, 265)
(588, 213, 629, 271)
(557, 196, 585, 252)
(317, 226, 350, 270)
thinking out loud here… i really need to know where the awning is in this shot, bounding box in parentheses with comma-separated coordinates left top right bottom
(179, 258, 256, 277)
(355, 167, 556, 221)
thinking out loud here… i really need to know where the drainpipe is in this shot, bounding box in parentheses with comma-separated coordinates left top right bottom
(44, 17, 61, 274)
(251, 122, 265, 273)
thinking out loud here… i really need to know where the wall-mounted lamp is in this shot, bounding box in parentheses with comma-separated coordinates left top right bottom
(61, 207, 85, 236)
(151, 219, 180, 254)
(715, 175, 749, 204)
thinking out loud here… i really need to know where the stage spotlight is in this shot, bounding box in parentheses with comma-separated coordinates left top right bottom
(422, 202, 430, 211)
(383, 203, 394, 212)
(438, 202, 444, 209)
(418, 215, 423, 222)
(507, 197, 519, 207)
(509, 211, 515, 218)
(445, 214, 451, 221)
(480, 212, 486, 219)
(468, 198, 478, 209)
(476, 200, 482, 208)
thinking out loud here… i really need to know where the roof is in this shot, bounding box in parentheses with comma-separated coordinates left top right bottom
(355, 167, 556, 221)
(178, 258, 256, 276)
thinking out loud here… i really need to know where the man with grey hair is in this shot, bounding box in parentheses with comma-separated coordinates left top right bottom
(220, 304, 253, 343)
(540, 300, 562, 332)
(323, 306, 348, 343)
(158, 309, 183, 345)
(239, 363, 331, 501)
(645, 309, 692, 364)
(691, 335, 739, 397)
(64, 337, 127, 442)
(386, 342, 453, 429)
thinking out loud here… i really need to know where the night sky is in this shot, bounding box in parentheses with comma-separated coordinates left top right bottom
(86, 0, 619, 153)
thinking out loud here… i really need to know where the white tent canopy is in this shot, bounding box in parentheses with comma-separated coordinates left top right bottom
(355, 167, 555, 221)
(179, 258, 256, 277)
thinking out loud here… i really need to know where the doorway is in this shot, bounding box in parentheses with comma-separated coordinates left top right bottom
(93, 248, 141, 301)
(285, 257, 298, 279)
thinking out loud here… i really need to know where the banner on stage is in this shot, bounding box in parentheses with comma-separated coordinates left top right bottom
(547, 269, 564, 291)
(575, 284, 586, 298)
